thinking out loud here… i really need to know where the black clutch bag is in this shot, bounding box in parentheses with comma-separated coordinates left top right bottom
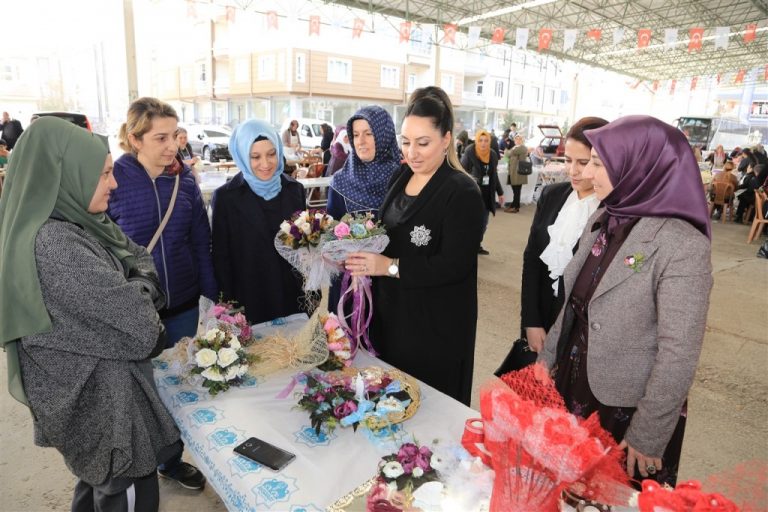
(494, 337, 538, 377)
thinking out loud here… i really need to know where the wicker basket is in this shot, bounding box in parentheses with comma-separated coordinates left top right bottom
(330, 366, 421, 430)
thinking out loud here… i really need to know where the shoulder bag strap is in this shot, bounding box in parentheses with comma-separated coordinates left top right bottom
(146, 174, 180, 253)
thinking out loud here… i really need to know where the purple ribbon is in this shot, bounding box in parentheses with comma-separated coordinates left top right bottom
(337, 271, 378, 356)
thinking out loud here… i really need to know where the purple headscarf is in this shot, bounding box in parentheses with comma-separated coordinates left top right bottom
(585, 115, 711, 239)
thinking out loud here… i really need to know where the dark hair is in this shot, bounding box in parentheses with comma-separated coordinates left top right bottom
(566, 116, 609, 148)
(405, 86, 462, 171)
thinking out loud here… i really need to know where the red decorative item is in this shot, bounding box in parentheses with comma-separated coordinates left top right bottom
(691, 77, 698, 91)
(744, 23, 757, 43)
(764, 65, 768, 82)
(309, 15, 320, 36)
(689, 27, 704, 52)
(670, 79, 677, 94)
(637, 29, 652, 48)
(735, 69, 746, 84)
(538, 28, 553, 50)
(653, 80, 659, 92)
(352, 18, 365, 39)
(266, 10, 278, 30)
(587, 28, 602, 42)
(444, 23, 457, 44)
(492, 27, 506, 44)
(399, 21, 412, 43)
(638, 479, 740, 512)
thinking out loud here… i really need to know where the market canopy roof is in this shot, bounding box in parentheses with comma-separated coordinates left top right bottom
(328, 0, 768, 81)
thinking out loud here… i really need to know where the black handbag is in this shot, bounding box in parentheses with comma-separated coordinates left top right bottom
(517, 159, 533, 176)
(494, 337, 538, 377)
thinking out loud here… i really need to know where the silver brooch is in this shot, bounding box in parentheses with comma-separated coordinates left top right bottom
(410, 225, 432, 247)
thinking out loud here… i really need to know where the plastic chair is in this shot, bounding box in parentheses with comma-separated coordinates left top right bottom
(747, 190, 768, 243)
(708, 182, 734, 223)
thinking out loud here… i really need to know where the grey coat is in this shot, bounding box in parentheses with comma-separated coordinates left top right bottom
(19, 220, 180, 485)
(539, 209, 712, 457)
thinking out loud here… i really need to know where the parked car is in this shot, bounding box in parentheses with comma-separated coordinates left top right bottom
(31, 111, 92, 131)
(279, 118, 327, 150)
(185, 124, 232, 161)
(532, 124, 565, 159)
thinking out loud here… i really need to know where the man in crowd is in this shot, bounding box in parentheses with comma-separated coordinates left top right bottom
(1, 112, 24, 150)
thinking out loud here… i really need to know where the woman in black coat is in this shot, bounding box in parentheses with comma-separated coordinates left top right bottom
(519, 117, 608, 354)
(346, 87, 484, 406)
(212, 120, 307, 324)
(461, 129, 504, 255)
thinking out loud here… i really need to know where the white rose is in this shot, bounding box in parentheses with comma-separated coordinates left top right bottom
(325, 214, 334, 222)
(204, 328, 220, 342)
(382, 461, 404, 479)
(299, 211, 309, 221)
(195, 348, 218, 368)
(335, 350, 351, 361)
(224, 364, 241, 381)
(228, 336, 241, 350)
(237, 364, 248, 377)
(217, 347, 239, 368)
(314, 212, 324, 220)
(412, 467, 424, 477)
(280, 220, 291, 234)
(201, 366, 225, 382)
(333, 328, 346, 339)
(300, 222, 312, 235)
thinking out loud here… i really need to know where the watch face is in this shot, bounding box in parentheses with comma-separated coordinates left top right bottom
(388, 264, 398, 276)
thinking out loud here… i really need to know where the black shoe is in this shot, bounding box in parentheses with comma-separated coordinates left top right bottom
(478, 247, 490, 255)
(159, 461, 206, 490)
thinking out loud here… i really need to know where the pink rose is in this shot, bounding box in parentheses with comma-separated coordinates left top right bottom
(324, 316, 340, 333)
(219, 314, 236, 324)
(333, 400, 358, 419)
(212, 304, 228, 317)
(240, 323, 251, 339)
(365, 220, 375, 230)
(334, 222, 351, 238)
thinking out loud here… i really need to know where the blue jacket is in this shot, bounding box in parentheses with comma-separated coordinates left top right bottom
(108, 154, 217, 311)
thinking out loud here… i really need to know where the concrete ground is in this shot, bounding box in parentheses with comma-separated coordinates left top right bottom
(0, 205, 766, 511)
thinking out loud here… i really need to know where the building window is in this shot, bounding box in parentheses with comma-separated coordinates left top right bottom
(513, 84, 524, 105)
(494, 80, 504, 98)
(295, 53, 306, 83)
(258, 55, 275, 81)
(381, 65, 400, 88)
(328, 58, 352, 83)
(199, 63, 207, 82)
(548, 88, 556, 105)
(0, 64, 17, 81)
(407, 73, 417, 92)
(441, 74, 455, 94)
(475, 80, 484, 95)
(531, 86, 540, 105)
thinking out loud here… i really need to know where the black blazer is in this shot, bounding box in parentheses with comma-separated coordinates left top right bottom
(520, 182, 574, 331)
(460, 144, 504, 214)
(372, 161, 484, 405)
(211, 173, 307, 324)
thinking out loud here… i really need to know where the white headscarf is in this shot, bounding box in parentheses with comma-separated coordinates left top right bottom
(335, 129, 351, 154)
(539, 190, 599, 296)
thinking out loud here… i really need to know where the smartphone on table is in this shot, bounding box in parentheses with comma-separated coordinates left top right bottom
(233, 437, 296, 471)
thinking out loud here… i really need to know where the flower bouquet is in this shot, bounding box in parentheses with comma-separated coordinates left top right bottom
(204, 296, 254, 344)
(317, 313, 353, 371)
(275, 209, 337, 291)
(189, 324, 256, 395)
(320, 212, 389, 356)
(367, 443, 441, 511)
(636, 479, 740, 512)
(295, 367, 419, 436)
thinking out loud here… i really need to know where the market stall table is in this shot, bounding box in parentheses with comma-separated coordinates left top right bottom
(153, 314, 478, 512)
(497, 161, 568, 205)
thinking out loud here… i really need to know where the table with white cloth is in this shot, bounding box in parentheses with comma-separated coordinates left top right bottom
(496, 161, 568, 205)
(152, 314, 479, 512)
(297, 177, 332, 208)
(199, 169, 241, 207)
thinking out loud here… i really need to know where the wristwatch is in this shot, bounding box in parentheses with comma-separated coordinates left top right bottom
(387, 258, 399, 278)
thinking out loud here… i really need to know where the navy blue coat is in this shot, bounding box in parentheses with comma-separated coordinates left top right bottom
(108, 154, 217, 312)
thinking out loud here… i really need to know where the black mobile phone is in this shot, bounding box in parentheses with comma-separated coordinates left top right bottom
(233, 437, 296, 471)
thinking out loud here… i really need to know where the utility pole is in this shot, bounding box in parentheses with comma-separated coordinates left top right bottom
(123, 0, 139, 102)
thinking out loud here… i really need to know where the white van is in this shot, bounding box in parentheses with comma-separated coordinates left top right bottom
(279, 118, 328, 150)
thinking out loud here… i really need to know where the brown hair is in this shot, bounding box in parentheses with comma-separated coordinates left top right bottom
(118, 97, 178, 153)
(405, 86, 464, 172)
(565, 116, 609, 148)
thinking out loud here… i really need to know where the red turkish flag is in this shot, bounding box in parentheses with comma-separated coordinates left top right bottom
(688, 28, 704, 52)
(744, 24, 757, 43)
(399, 21, 412, 43)
(735, 69, 746, 83)
(716, 73, 721, 84)
(637, 29, 652, 48)
(587, 29, 602, 42)
(352, 18, 365, 39)
(652, 80, 659, 92)
(764, 64, 768, 81)
(309, 15, 320, 36)
(690, 77, 698, 91)
(538, 28, 553, 50)
(444, 24, 457, 45)
(266, 11, 278, 30)
(670, 80, 677, 94)
(492, 27, 505, 44)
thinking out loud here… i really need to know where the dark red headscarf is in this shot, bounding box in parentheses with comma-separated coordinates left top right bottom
(585, 115, 711, 239)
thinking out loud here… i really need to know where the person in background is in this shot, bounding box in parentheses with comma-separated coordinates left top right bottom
(520, 117, 607, 359)
(0, 139, 8, 166)
(326, 125, 351, 176)
(503, 134, 529, 213)
(490, 129, 499, 155)
(509, 122, 519, 139)
(708, 160, 738, 220)
(705, 144, 727, 169)
(282, 119, 302, 153)
(539, 115, 713, 487)
(735, 164, 768, 223)
(0, 117, 181, 511)
(456, 130, 470, 160)
(211, 120, 307, 324)
(176, 127, 200, 168)
(320, 123, 334, 167)
(461, 129, 504, 255)
(1, 111, 24, 150)
(346, 86, 484, 406)
(498, 128, 511, 153)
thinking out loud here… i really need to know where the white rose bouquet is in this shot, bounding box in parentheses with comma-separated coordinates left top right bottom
(190, 325, 256, 395)
(274, 208, 337, 291)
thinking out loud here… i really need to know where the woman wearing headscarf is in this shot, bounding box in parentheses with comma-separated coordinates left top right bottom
(539, 115, 713, 487)
(326, 106, 402, 219)
(0, 117, 181, 511)
(320, 123, 333, 167)
(460, 129, 504, 255)
(518, 117, 608, 360)
(326, 125, 351, 176)
(211, 119, 307, 324)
